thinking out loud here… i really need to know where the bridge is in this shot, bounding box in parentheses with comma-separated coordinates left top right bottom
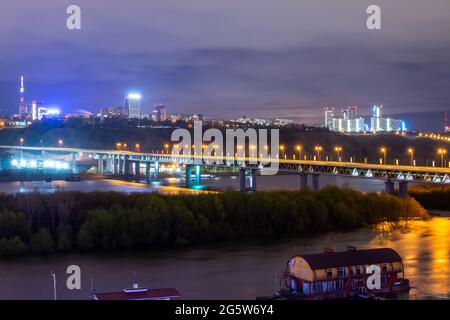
(1, 145, 450, 196)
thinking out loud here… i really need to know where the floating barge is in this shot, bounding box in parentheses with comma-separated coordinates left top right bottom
(260, 247, 410, 300)
(91, 284, 181, 301)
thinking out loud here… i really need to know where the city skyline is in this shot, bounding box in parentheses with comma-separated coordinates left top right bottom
(1, 1, 450, 128)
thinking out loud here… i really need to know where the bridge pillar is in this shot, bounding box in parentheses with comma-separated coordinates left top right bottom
(71, 153, 77, 173)
(312, 174, 320, 192)
(97, 155, 104, 175)
(239, 168, 257, 192)
(115, 156, 120, 175)
(124, 158, 133, 176)
(105, 157, 113, 174)
(384, 180, 395, 195)
(300, 173, 308, 190)
(135, 161, 141, 176)
(399, 181, 408, 198)
(185, 164, 193, 188)
(154, 161, 159, 181)
(194, 164, 201, 186)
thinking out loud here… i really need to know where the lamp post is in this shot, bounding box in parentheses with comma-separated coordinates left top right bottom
(296, 145, 302, 160)
(408, 148, 414, 166)
(135, 143, 140, 153)
(58, 139, 63, 148)
(315, 146, 323, 161)
(438, 148, 447, 167)
(334, 146, 342, 162)
(50, 271, 57, 300)
(116, 142, 122, 150)
(280, 145, 285, 159)
(380, 147, 387, 165)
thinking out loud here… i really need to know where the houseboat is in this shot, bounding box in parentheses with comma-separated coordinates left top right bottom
(267, 247, 410, 300)
(91, 283, 181, 300)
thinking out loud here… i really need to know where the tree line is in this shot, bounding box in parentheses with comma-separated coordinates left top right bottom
(0, 187, 428, 257)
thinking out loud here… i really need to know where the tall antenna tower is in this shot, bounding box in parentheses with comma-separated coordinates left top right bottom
(19, 75, 27, 116)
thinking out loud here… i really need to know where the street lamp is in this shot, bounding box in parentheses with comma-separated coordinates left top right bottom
(334, 146, 342, 161)
(250, 145, 257, 158)
(135, 143, 140, 152)
(380, 147, 387, 165)
(58, 139, 63, 148)
(296, 145, 302, 160)
(116, 142, 122, 150)
(314, 146, 323, 161)
(50, 271, 57, 301)
(164, 144, 169, 154)
(438, 148, 447, 167)
(280, 145, 285, 158)
(407, 148, 414, 166)
(19, 138, 24, 146)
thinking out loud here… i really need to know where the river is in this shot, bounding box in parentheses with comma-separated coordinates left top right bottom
(0, 175, 447, 300)
(0, 217, 448, 300)
(0, 174, 405, 194)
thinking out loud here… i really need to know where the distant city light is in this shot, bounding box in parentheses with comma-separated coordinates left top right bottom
(11, 158, 69, 170)
(46, 108, 60, 115)
(128, 93, 142, 100)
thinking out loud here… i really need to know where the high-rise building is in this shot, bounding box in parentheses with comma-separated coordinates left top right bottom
(324, 107, 334, 129)
(372, 105, 383, 118)
(31, 100, 44, 121)
(125, 93, 141, 119)
(152, 104, 168, 122)
(19, 76, 27, 117)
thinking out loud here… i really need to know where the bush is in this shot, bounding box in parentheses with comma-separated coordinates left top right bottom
(31, 229, 55, 254)
(0, 236, 27, 257)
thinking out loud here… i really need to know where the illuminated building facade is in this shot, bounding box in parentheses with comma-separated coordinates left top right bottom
(125, 93, 141, 119)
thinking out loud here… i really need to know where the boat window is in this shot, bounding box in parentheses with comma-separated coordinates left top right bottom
(355, 266, 361, 275)
(326, 269, 333, 278)
(349, 267, 354, 276)
(382, 264, 388, 272)
(337, 267, 346, 277)
(381, 275, 387, 285)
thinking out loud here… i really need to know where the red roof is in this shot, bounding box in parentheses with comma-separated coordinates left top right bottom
(295, 248, 402, 270)
(93, 288, 181, 300)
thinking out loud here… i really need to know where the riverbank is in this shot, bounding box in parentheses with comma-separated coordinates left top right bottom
(0, 186, 428, 257)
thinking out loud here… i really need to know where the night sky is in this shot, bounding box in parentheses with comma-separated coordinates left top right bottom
(0, 0, 449, 128)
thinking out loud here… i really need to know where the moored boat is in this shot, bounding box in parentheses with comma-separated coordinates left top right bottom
(91, 283, 181, 300)
(259, 247, 410, 300)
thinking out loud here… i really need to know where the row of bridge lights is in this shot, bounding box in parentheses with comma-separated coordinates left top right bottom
(18, 137, 447, 168)
(20, 138, 65, 148)
(118, 142, 449, 167)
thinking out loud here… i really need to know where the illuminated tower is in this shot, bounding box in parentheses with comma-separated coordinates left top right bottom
(19, 76, 27, 116)
(125, 93, 141, 119)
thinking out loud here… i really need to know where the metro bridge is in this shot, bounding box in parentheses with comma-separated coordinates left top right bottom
(1, 145, 450, 196)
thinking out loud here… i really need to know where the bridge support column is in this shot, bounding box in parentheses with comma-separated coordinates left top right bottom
(97, 155, 104, 175)
(124, 158, 133, 176)
(399, 181, 408, 198)
(154, 161, 159, 181)
(384, 180, 395, 195)
(105, 157, 113, 174)
(300, 173, 308, 190)
(71, 153, 77, 173)
(185, 164, 193, 188)
(239, 168, 257, 192)
(312, 174, 320, 192)
(115, 156, 120, 175)
(194, 164, 201, 186)
(135, 161, 141, 176)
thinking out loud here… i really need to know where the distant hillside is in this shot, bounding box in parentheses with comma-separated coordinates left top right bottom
(0, 119, 448, 166)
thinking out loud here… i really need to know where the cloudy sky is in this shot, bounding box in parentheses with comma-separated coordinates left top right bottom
(0, 0, 449, 126)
